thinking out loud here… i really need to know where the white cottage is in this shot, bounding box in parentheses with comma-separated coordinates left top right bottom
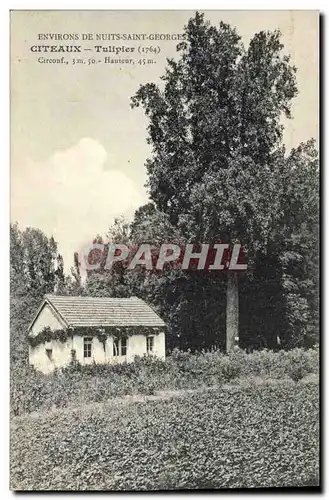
(28, 295, 166, 373)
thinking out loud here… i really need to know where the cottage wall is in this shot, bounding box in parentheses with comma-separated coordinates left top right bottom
(30, 304, 64, 336)
(29, 331, 166, 373)
(127, 332, 166, 361)
(29, 338, 72, 374)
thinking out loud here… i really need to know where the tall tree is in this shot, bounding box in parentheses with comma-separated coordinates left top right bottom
(10, 223, 64, 299)
(10, 223, 66, 362)
(274, 140, 319, 348)
(85, 218, 135, 298)
(131, 12, 299, 351)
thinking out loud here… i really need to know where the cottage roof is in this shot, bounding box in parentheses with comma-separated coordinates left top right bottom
(29, 295, 166, 332)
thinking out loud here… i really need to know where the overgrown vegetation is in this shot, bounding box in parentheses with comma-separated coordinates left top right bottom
(11, 346, 318, 417)
(11, 382, 319, 490)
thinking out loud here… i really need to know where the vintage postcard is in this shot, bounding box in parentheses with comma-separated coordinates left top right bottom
(10, 10, 319, 491)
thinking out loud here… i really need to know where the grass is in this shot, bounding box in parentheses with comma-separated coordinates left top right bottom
(10, 380, 319, 491)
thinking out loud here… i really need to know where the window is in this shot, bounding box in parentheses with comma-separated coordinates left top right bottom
(146, 336, 154, 354)
(113, 338, 119, 356)
(121, 337, 127, 356)
(83, 337, 92, 358)
(46, 349, 52, 360)
(113, 337, 128, 356)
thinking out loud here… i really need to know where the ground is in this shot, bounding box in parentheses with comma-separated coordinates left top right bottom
(10, 379, 319, 491)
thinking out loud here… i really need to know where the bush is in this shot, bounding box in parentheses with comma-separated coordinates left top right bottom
(10, 346, 319, 416)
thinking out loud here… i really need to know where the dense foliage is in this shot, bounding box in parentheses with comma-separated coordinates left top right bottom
(11, 382, 319, 490)
(11, 346, 318, 416)
(10, 224, 67, 363)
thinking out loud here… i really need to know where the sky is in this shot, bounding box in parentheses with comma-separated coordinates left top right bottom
(10, 10, 319, 271)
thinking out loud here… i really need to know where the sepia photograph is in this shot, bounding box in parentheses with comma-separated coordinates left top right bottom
(10, 9, 319, 491)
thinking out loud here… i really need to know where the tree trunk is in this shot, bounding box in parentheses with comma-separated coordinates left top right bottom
(226, 273, 239, 352)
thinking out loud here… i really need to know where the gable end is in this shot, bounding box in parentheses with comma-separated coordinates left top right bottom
(28, 299, 68, 336)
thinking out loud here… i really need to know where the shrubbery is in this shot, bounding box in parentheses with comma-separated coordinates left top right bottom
(10, 383, 319, 490)
(11, 346, 319, 417)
